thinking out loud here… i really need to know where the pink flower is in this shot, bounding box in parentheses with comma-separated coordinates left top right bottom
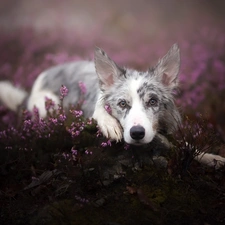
(101, 140, 111, 147)
(78, 81, 86, 94)
(45, 97, 55, 110)
(70, 109, 83, 118)
(60, 85, 68, 97)
(71, 148, 78, 155)
(49, 117, 58, 125)
(105, 104, 112, 114)
(107, 140, 112, 146)
(59, 114, 66, 122)
(101, 142, 107, 147)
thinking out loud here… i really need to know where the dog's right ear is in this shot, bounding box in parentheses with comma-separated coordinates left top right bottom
(95, 47, 124, 90)
(154, 44, 180, 89)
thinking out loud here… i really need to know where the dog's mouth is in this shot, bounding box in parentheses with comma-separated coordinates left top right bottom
(131, 141, 144, 146)
(124, 135, 156, 146)
(125, 138, 152, 146)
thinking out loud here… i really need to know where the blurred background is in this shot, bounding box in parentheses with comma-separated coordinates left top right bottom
(1, 0, 225, 37)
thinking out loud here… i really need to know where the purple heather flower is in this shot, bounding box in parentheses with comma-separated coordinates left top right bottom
(71, 148, 78, 155)
(85, 149, 92, 155)
(124, 144, 130, 150)
(105, 104, 112, 114)
(78, 81, 87, 94)
(101, 142, 107, 147)
(23, 119, 32, 129)
(101, 139, 112, 148)
(75, 130, 80, 136)
(96, 129, 102, 137)
(45, 96, 55, 110)
(59, 114, 67, 122)
(87, 119, 93, 125)
(49, 117, 58, 125)
(70, 109, 83, 118)
(33, 106, 40, 120)
(85, 150, 89, 154)
(107, 140, 112, 146)
(60, 85, 69, 97)
(62, 153, 70, 159)
(75, 195, 89, 204)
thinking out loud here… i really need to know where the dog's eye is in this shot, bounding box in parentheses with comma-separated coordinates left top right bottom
(147, 98, 158, 107)
(118, 100, 127, 108)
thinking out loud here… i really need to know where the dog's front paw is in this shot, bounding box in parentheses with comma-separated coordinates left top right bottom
(94, 113, 123, 142)
(211, 154, 225, 169)
(195, 153, 225, 169)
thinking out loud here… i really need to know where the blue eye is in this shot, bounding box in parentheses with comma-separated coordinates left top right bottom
(148, 98, 158, 107)
(119, 100, 127, 108)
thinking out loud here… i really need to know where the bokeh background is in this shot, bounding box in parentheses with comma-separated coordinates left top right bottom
(1, 0, 225, 36)
(1, 0, 225, 137)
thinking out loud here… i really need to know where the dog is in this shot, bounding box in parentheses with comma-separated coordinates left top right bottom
(0, 44, 225, 168)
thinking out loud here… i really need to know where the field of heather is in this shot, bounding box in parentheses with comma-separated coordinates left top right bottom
(1, 1, 225, 224)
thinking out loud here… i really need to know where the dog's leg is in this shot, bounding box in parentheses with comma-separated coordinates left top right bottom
(92, 93, 123, 142)
(195, 152, 225, 169)
(27, 90, 59, 118)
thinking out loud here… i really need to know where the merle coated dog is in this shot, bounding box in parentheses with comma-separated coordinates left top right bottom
(0, 44, 224, 168)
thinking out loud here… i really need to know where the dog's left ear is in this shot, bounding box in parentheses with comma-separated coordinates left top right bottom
(95, 47, 125, 90)
(154, 44, 180, 89)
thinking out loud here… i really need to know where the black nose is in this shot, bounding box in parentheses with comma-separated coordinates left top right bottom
(130, 126, 145, 140)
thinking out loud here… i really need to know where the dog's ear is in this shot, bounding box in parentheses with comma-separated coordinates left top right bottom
(95, 47, 124, 90)
(154, 44, 180, 89)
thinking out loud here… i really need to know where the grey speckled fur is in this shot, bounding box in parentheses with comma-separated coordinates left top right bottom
(39, 61, 99, 117)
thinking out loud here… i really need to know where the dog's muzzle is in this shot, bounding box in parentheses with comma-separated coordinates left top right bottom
(130, 125, 145, 140)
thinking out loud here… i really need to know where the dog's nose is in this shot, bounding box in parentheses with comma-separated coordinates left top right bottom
(130, 126, 145, 140)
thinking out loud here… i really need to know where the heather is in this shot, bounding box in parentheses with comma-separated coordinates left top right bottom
(1, 1, 225, 224)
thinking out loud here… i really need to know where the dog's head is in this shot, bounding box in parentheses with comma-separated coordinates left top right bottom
(95, 44, 181, 145)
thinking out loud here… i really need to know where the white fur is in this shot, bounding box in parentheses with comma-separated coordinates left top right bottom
(92, 92, 123, 142)
(27, 72, 60, 117)
(0, 81, 27, 111)
(121, 78, 156, 144)
(195, 152, 225, 169)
